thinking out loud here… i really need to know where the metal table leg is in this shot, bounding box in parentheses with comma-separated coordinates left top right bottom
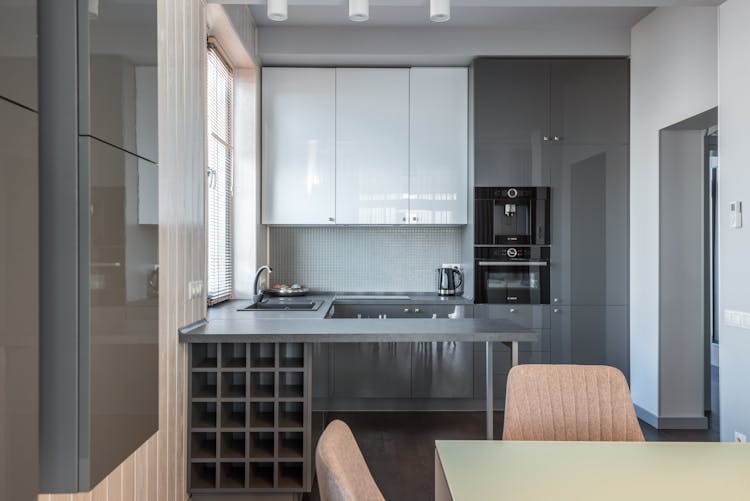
(486, 341, 493, 440)
(511, 341, 519, 367)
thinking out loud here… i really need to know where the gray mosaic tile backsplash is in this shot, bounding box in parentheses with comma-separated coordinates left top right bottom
(268, 226, 464, 292)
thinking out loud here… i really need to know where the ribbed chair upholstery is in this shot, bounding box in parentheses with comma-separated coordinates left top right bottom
(503, 364, 644, 442)
(316, 420, 386, 501)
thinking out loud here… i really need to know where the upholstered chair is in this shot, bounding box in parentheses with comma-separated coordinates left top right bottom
(503, 364, 645, 442)
(316, 419, 386, 501)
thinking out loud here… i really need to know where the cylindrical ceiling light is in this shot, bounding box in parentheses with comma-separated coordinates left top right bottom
(430, 0, 450, 22)
(349, 0, 369, 22)
(267, 0, 288, 22)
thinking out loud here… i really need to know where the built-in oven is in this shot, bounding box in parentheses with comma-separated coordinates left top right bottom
(475, 187, 550, 245)
(474, 246, 550, 304)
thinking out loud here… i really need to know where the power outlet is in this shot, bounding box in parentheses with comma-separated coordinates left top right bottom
(188, 280, 203, 300)
(442, 263, 462, 271)
(735, 431, 747, 443)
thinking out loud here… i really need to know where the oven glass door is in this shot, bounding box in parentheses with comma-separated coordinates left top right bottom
(477, 261, 549, 304)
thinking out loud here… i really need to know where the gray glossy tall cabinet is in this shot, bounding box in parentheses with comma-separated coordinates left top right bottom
(473, 58, 630, 379)
(39, 0, 159, 492)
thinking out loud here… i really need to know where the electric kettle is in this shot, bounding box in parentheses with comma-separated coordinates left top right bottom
(436, 267, 463, 296)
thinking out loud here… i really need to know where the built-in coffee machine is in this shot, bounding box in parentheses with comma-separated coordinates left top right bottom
(474, 187, 550, 245)
(474, 187, 551, 304)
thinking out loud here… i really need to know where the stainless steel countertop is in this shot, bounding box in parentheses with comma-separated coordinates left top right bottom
(179, 295, 537, 344)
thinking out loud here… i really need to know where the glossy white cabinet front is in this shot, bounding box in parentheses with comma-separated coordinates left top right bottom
(262, 68, 336, 224)
(409, 68, 468, 224)
(335, 68, 410, 224)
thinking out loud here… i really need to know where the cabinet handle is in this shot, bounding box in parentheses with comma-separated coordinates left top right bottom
(415, 308, 421, 313)
(543, 136, 550, 142)
(509, 308, 516, 313)
(412, 216, 418, 222)
(553, 136, 562, 142)
(403, 308, 410, 313)
(328, 217, 335, 222)
(553, 297, 560, 303)
(553, 308, 561, 313)
(402, 217, 407, 222)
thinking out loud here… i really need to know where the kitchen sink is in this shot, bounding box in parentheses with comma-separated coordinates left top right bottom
(325, 302, 470, 319)
(240, 300, 322, 311)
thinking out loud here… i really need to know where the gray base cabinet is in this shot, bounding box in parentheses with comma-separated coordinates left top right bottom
(188, 343, 312, 495)
(411, 342, 474, 398)
(332, 343, 412, 398)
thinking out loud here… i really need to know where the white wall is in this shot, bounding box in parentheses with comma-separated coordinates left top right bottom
(629, 7, 717, 422)
(718, 0, 750, 443)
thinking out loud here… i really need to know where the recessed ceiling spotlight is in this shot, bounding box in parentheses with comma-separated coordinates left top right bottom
(349, 0, 369, 22)
(430, 0, 450, 23)
(268, 0, 288, 22)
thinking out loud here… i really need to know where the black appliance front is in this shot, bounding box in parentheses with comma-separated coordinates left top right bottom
(474, 246, 550, 304)
(475, 187, 550, 245)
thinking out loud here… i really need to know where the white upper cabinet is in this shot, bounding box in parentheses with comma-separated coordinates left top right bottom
(409, 68, 468, 224)
(335, 68, 410, 225)
(262, 68, 336, 224)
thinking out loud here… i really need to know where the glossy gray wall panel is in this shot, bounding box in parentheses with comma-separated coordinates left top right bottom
(85, 136, 159, 487)
(0, 98, 39, 501)
(80, 0, 158, 162)
(0, 0, 37, 110)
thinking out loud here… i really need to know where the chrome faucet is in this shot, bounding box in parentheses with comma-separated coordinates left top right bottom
(252, 265, 273, 305)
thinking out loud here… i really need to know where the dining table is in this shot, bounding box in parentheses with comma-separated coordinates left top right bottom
(435, 439, 750, 500)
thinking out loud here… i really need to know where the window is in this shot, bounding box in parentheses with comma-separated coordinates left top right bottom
(206, 43, 234, 305)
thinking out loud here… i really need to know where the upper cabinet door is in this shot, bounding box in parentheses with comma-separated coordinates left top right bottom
(81, 0, 158, 162)
(473, 59, 552, 187)
(549, 59, 629, 145)
(336, 68, 410, 225)
(409, 68, 468, 225)
(0, 0, 37, 110)
(262, 68, 336, 225)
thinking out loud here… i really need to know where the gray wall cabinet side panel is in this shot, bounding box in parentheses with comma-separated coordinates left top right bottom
(473, 59, 551, 187)
(550, 59, 630, 145)
(0, 100, 39, 501)
(38, 0, 80, 492)
(550, 144, 629, 306)
(0, 0, 37, 110)
(332, 343, 412, 398)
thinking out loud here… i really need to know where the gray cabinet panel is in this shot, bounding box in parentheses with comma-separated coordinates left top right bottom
(81, 0, 158, 162)
(411, 342, 474, 398)
(311, 344, 330, 399)
(473, 59, 551, 187)
(550, 144, 629, 306)
(550, 59, 629, 145)
(0, 0, 37, 110)
(332, 343, 412, 398)
(0, 100, 38, 501)
(550, 306, 629, 378)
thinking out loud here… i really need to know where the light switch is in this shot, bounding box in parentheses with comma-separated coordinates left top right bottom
(729, 201, 743, 229)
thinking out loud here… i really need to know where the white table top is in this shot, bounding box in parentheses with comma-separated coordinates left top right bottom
(435, 440, 750, 501)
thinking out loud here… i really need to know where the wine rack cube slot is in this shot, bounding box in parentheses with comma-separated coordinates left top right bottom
(191, 372, 217, 399)
(279, 402, 303, 429)
(250, 401, 275, 429)
(192, 343, 218, 369)
(191, 432, 217, 459)
(192, 402, 217, 429)
(279, 431, 304, 459)
(280, 342, 304, 368)
(221, 402, 246, 428)
(219, 462, 246, 489)
(279, 371, 304, 399)
(191, 462, 217, 490)
(278, 462, 304, 489)
(251, 372, 275, 399)
(249, 431, 275, 458)
(250, 343, 276, 368)
(221, 372, 247, 398)
(220, 432, 246, 459)
(249, 462, 275, 489)
(221, 343, 247, 368)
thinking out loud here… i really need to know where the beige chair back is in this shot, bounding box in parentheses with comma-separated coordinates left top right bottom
(503, 364, 644, 442)
(316, 419, 386, 501)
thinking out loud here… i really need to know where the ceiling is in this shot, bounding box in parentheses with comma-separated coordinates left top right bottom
(212, 0, 723, 28)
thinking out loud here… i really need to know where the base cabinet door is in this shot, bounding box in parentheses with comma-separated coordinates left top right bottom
(332, 343, 412, 398)
(550, 305, 629, 378)
(411, 342, 474, 398)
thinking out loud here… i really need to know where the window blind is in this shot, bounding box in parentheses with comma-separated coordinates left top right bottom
(206, 44, 234, 305)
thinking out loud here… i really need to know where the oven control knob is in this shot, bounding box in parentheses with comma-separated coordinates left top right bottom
(507, 187, 518, 199)
(506, 248, 518, 258)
